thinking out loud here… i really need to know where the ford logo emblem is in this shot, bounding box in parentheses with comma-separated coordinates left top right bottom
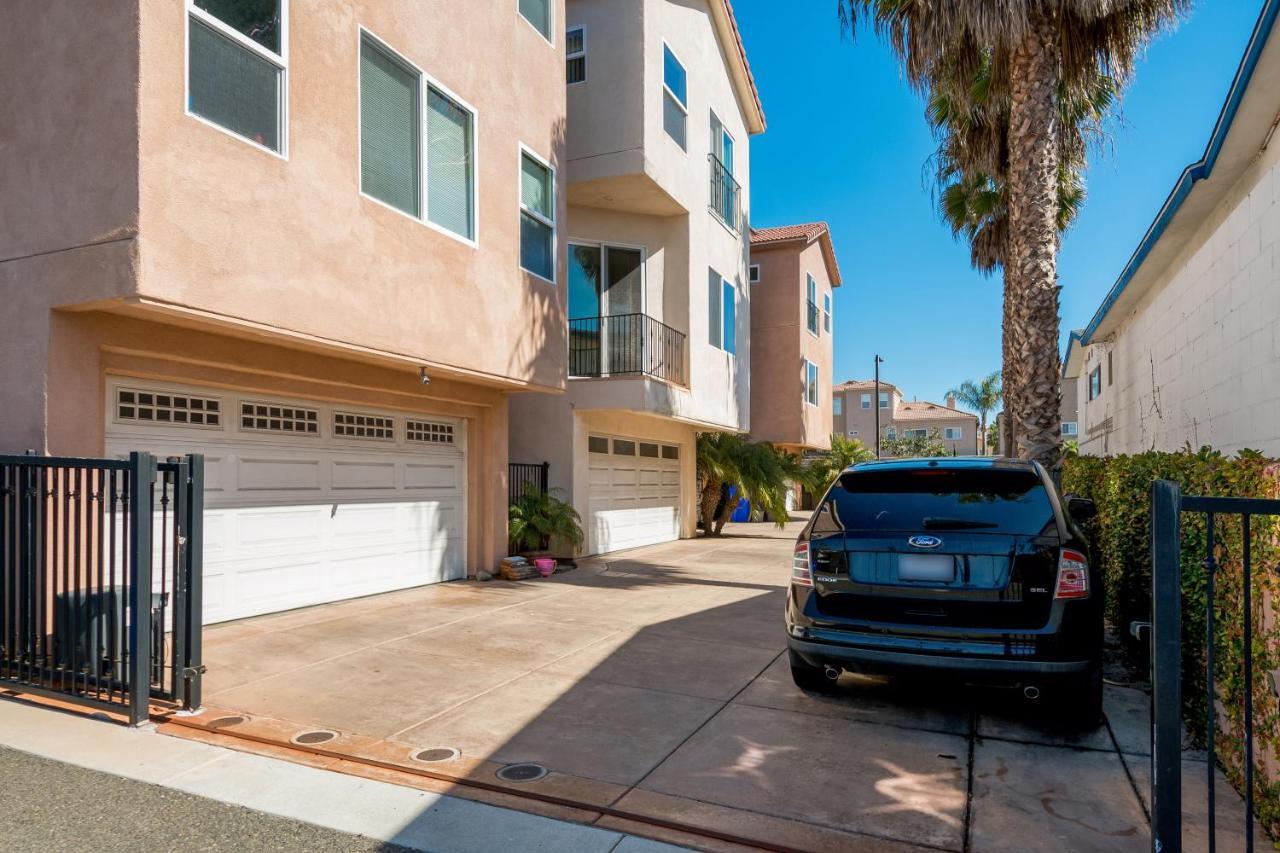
(908, 535, 943, 549)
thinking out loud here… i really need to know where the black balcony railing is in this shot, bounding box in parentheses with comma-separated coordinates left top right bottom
(708, 154, 741, 232)
(568, 313, 687, 386)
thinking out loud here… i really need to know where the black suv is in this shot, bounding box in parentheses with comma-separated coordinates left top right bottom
(786, 457, 1102, 718)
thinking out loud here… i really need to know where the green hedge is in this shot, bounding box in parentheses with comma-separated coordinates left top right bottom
(1061, 448, 1280, 836)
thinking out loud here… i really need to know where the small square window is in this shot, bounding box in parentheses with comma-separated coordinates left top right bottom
(588, 436, 609, 454)
(639, 442, 660, 458)
(748, 264, 760, 284)
(661, 445, 679, 460)
(612, 439, 636, 456)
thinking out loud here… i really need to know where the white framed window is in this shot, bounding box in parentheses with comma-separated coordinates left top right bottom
(186, 0, 287, 155)
(661, 444, 679, 460)
(520, 146, 556, 281)
(519, 0, 553, 42)
(566, 27, 585, 84)
(861, 393, 871, 410)
(588, 435, 609, 453)
(904, 428, 928, 439)
(823, 293, 832, 333)
(359, 31, 477, 243)
(662, 43, 687, 149)
(833, 396, 843, 416)
(944, 426, 962, 441)
(116, 388, 223, 428)
(749, 264, 760, 284)
(804, 361, 819, 407)
(805, 274, 819, 335)
(708, 268, 736, 355)
(879, 392, 889, 409)
(1061, 421, 1079, 437)
(407, 419, 455, 444)
(240, 400, 319, 434)
(612, 439, 637, 456)
(886, 427, 897, 440)
(334, 411, 395, 440)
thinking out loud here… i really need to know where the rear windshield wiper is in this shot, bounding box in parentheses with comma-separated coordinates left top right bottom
(922, 517, 999, 530)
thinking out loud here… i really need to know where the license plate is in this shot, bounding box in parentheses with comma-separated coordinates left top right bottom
(898, 553, 954, 583)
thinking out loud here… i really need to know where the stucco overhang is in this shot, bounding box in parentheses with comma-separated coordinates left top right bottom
(1079, 0, 1280, 346)
(1061, 329, 1086, 379)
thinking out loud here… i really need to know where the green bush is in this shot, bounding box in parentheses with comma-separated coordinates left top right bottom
(1062, 448, 1280, 836)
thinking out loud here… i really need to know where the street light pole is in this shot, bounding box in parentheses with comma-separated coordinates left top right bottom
(873, 354, 884, 458)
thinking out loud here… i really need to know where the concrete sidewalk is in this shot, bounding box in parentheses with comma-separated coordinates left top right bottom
(0, 697, 683, 853)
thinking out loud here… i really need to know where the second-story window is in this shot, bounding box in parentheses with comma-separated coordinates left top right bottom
(1088, 366, 1103, 400)
(359, 34, 477, 241)
(861, 393, 871, 410)
(834, 396, 843, 416)
(879, 392, 889, 409)
(707, 269, 735, 355)
(823, 294, 832, 333)
(806, 274, 819, 335)
(663, 44, 688, 150)
(187, 0, 286, 154)
(519, 0, 552, 41)
(520, 149, 556, 281)
(566, 27, 586, 84)
(749, 264, 760, 284)
(804, 361, 819, 406)
(709, 111, 738, 230)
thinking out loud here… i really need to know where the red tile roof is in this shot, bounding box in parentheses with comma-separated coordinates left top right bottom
(896, 401, 977, 422)
(715, 0, 766, 134)
(835, 379, 897, 393)
(750, 221, 843, 286)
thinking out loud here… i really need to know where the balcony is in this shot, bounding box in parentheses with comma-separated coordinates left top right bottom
(568, 313, 687, 386)
(708, 154, 742, 233)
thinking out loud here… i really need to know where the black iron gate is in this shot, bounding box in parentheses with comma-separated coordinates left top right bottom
(0, 452, 204, 725)
(509, 461, 549, 506)
(1150, 479, 1280, 853)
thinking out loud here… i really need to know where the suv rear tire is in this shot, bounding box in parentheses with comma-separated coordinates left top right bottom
(789, 650, 838, 694)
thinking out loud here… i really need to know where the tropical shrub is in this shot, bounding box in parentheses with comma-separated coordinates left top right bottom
(804, 434, 875, 495)
(1062, 448, 1280, 836)
(508, 489, 584, 555)
(696, 433, 807, 534)
(881, 428, 949, 458)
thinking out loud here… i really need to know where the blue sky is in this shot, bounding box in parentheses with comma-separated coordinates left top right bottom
(735, 1, 1264, 408)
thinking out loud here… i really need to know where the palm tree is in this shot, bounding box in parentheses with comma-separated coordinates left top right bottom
(838, 0, 1187, 465)
(949, 372, 1003, 456)
(696, 433, 800, 535)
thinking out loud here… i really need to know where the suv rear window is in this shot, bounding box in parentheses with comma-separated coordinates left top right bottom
(813, 467, 1056, 536)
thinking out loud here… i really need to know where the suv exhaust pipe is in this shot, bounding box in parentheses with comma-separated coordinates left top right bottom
(824, 666, 841, 682)
(1023, 685, 1041, 700)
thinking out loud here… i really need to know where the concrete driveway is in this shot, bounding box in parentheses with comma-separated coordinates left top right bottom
(186, 520, 1259, 852)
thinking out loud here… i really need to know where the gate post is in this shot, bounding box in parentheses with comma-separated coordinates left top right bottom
(1151, 479, 1182, 853)
(183, 454, 204, 711)
(126, 452, 156, 727)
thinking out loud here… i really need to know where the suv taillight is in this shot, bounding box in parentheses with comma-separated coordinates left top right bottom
(792, 542, 813, 587)
(1055, 549, 1089, 599)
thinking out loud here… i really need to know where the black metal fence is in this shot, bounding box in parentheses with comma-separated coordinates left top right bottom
(708, 153, 741, 232)
(0, 452, 204, 725)
(509, 462, 549, 507)
(1150, 479, 1280, 853)
(568, 313, 687, 386)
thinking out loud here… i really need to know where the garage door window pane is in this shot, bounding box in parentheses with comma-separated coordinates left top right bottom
(613, 439, 636, 456)
(588, 436, 609, 454)
(661, 445, 679, 460)
(639, 442, 659, 458)
(361, 38, 420, 217)
(189, 17, 281, 151)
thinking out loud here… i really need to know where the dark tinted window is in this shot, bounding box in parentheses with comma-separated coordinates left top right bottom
(813, 467, 1056, 535)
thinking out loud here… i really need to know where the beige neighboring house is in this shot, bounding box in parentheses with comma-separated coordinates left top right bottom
(2, 0, 567, 623)
(1063, 5, 1280, 458)
(834, 381, 979, 456)
(508, 0, 766, 555)
(748, 223, 841, 454)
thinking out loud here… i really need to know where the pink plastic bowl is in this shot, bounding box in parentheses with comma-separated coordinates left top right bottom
(534, 558, 556, 577)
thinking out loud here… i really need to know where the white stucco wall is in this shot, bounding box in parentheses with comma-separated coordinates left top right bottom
(1078, 144, 1280, 456)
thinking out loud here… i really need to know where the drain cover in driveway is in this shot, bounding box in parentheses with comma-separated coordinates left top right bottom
(496, 762, 548, 782)
(291, 729, 338, 746)
(411, 748, 460, 763)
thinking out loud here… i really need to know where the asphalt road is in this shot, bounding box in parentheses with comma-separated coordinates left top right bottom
(0, 746, 416, 852)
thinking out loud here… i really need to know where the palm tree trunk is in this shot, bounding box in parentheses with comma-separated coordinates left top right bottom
(1005, 7, 1063, 467)
(699, 475, 723, 534)
(1001, 266, 1017, 458)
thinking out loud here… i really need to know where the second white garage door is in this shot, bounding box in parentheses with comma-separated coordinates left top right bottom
(586, 435, 681, 555)
(105, 380, 466, 624)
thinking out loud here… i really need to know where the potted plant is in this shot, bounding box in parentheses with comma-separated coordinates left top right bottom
(508, 489, 584, 575)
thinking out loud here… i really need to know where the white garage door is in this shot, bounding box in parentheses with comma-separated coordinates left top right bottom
(586, 435, 681, 554)
(105, 380, 466, 624)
